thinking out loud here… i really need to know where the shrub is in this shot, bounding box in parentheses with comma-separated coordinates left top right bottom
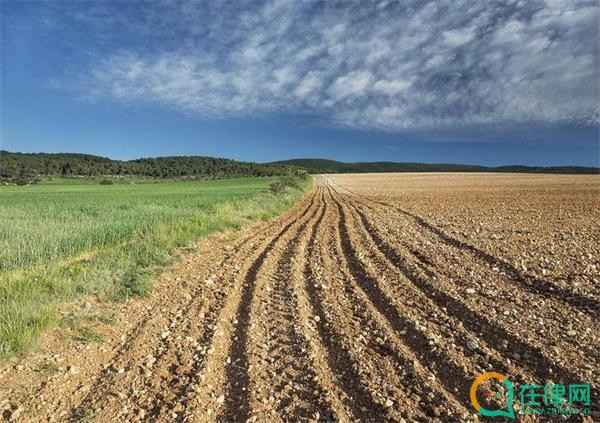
(294, 169, 309, 179)
(269, 181, 286, 194)
(269, 175, 305, 194)
(99, 179, 114, 185)
(281, 175, 300, 189)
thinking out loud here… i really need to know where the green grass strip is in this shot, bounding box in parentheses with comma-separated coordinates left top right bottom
(0, 176, 311, 357)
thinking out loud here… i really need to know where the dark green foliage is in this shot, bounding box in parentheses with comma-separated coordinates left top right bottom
(0, 151, 294, 181)
(61, 162, 73, 176)
(113, 267, 150, 301)
(280, 175, 300, 189)
(294, 169, 309, 179)
(4, 151, 593, 180)
(73, 327, 104, 344)
(99, 179, 114, 185)
(269, 175, 303, 194)
(270, 158, 600, 175)
(14, 177, 40, 186)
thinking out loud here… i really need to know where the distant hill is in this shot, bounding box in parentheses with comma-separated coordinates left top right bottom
(270, 159, 600, 175)
(0, 151, 295, 181)
(2, 152, 597, 183)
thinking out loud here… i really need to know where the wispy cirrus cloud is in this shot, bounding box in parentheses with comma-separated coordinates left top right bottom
(65, 0, 600, 130)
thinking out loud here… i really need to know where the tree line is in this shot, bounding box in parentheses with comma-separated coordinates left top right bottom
(270, 158, 600, 174)
(0, 151, 299, 183)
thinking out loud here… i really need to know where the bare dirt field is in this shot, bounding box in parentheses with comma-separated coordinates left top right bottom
(1, 173, 598, 422)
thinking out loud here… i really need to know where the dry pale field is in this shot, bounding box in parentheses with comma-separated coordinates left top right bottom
(1, 173, 598, 422)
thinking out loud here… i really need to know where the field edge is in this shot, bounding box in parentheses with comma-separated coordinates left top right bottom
(0, 176, 313, 359)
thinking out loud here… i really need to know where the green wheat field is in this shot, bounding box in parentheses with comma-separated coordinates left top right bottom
(0, 177, 309, 357)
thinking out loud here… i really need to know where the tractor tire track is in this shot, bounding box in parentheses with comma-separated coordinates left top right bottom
(290, 192, 357, 422)
(72, 194, 317, 422)
(176, 193, 318, 422)
(221, 190, 333, 422)
(309, 186, 470, 421)
(326, 187, 478, 414)
(339, 190, 599, 390)
(348, 191, 600, 319)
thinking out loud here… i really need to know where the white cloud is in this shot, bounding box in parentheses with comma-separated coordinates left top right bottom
(443, 27, 475, 46)
(329, 71, 374, 101)
(372, 79, 412, 95)
(295, 72, 323, 100)
(75, 0, 599, 130)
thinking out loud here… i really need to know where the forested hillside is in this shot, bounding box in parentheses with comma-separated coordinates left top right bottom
(0, 151, 294, 181)
(3, 151, 596, 184)
(271, 159, 600, 174)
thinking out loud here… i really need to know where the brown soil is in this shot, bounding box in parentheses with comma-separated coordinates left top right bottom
(2, 173, 598, 422)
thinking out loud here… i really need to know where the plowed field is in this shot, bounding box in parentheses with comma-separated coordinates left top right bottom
(2, 173, 598, 422)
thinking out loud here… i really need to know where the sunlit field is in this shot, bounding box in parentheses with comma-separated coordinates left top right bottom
(0, 177, 310, 356)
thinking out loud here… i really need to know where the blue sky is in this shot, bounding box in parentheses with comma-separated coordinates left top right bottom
(2, 0, 599, 166)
